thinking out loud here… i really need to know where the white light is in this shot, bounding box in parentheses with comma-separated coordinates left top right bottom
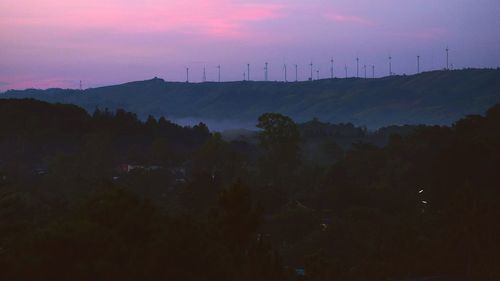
(421, 200, 428, 204)
(419, 189, 424, 194)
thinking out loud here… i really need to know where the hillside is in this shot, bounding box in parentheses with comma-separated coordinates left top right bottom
(2, 69, 500, 129)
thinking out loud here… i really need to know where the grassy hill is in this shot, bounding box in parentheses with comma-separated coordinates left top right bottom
(2, 68, 500, 129)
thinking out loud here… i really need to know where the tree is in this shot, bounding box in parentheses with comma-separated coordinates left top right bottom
(256, 113, 301, 178)
(216, 180, 261, 253)
(214, 180, 280, 281)
(145, 115, 158, 134)
(150, 137, 171, 165)
(322, 139, 344, 162)
(192, 133, 228, 177)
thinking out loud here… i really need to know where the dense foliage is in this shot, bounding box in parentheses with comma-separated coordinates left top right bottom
(0, 99, 499, 280)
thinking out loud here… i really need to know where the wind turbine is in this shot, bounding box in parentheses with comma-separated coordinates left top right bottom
(217, 65, 221, 82)
(186, 67, 189, 83)
(316, 69, 320, 80)
(417, 55, 420, 74)
(330, 58, 334, 79)
(247, 63, 250, 81)
(364, 65, 367, 79)
(203, 66, 207, 82)
(372, 65, 375, 79)
(283, 64, 287, 82)
(345, 65, 348, 79)
(294, 64, 298, 82)
(310, 61, 313, 81)
(264, 62, 269, 81)
(356, 57, 360, 78)
(389, 55, 392, 76)
(446, 47, 449, 70)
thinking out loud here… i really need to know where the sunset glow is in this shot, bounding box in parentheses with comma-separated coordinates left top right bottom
(1, 0, 500, 90)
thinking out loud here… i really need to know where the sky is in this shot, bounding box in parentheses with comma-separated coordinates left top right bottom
(1, 0, 500, 91)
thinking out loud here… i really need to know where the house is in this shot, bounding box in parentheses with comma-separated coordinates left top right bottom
(295, 268, 306, 277)
(171, 167, 187, 185)
(117, 164, 163, 173)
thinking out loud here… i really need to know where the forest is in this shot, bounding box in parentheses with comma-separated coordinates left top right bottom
(0, 98, 499, 281)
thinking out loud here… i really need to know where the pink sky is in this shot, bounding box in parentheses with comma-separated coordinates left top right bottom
(1, 0, 500, 90)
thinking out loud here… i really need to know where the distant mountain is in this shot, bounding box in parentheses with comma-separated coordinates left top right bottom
(2, 69, 500, 129)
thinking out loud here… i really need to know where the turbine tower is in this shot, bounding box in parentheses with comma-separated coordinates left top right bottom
(316, 69, 320, 80)
(330, 58, 334, 79)
(217, 65, 221, 82)
(356, 57, 359, 78)
(389, 56, 392, 76)
(417, 55, 420, 74)
(186, 67, 189, 83)
(372, 65, 375, 79)
(283, 64, 287, 82)
(203, 66, 207, 82)
(295, 64, 298, 82)
(79, 80, 82, 91)
(247, 63, 250, 81)
(446, 47, 449, 70)
(264, 62, 269, 81)
(364, 65, 367, 79)
(310, 61, 313, 81)
(345, 65, 348, 79)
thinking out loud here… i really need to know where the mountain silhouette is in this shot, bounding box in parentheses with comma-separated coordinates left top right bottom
(2, 69, 500, 129)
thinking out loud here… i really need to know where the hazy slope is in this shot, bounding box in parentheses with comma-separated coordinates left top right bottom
(2, 69, 500, 129)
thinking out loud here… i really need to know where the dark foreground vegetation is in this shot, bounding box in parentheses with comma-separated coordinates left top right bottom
(0, 99, 499, 281)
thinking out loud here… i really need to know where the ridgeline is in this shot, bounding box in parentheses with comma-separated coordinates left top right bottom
(2, 68, 500, 129)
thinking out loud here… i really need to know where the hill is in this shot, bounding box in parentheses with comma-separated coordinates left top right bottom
(2, 69, 500, 129)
